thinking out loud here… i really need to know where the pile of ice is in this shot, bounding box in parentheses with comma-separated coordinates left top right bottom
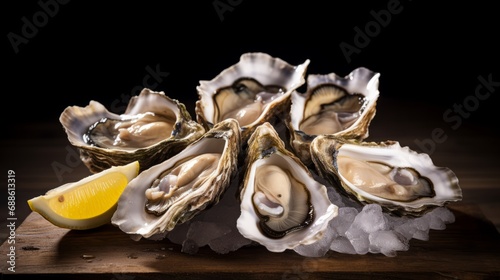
(165, 176, 456, 257)
(166, 179, 253, 254)
(294, 185, 455, 257)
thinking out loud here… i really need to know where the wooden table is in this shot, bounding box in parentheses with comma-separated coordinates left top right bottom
(1, 202, 499, 279)
(1, 98, 500, 279)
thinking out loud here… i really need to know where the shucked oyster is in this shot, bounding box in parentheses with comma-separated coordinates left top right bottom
(311, 135, 462, 216)
(196, 52, 310, 142)
(112, 118, 241, 240)
(60, 88, 205, 173)
(287, 67, 380, 166)
(237, 122, 338, 252)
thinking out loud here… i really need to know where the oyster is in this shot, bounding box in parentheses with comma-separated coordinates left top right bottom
(310, 135, 462, 216)
(287, 67, 380, 166)
(237, 122, 338, 252)
(60, 88, 205, 173)
(111, 118, 241, 240)
(195, 52, 310, 142)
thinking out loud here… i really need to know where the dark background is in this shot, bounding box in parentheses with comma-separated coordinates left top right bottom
(3, 0, 499, 136)
(2, 0, 500, 247)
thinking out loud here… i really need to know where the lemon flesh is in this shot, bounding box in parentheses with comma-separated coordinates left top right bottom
(28, 161, 140, 230)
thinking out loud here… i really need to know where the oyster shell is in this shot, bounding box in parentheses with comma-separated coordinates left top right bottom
(111, 118, 241, 240)
(287, 67, 380, 166)
(60, 88, 205, 173)
(237, 122, 338, 252)
(310, 135, 462, 216)
(195, 52, 310, 142)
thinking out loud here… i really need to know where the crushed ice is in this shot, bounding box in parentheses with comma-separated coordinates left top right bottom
(165, 173, 455, 257)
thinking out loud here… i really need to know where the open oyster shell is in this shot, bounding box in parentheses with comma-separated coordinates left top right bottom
(111, 118, 241, 240)
(237, 122, 338, 252)
(287, 67, 380, 166)
(310, 135, 462, 216)
(195, 52, 310, 142)
(60, 88, 205, 173)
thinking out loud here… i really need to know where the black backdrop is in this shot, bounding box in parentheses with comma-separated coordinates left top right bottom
(4, 0, 499, 134)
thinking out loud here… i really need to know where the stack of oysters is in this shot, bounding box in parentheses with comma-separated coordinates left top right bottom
(59, 52, 462, 255)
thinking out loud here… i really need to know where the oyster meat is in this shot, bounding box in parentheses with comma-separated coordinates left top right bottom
(49, 52, 465, 257)
(60, 88, 205, 173)
(111, 118, 241, 240)
(310, 135, 462, 216)
(237, 122, 338, 252)
(287, 67, 380, 166)
(196, 52, 310, 141)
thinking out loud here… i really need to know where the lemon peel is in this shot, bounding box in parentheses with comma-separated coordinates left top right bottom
(27, 161, 139, 230)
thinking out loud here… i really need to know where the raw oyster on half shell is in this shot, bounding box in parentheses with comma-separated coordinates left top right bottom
(310, 135, 462, 216)
(237, 122, 338, 252)
(287, 67, 380, 166)
(196, 52, 310, 142)
(60, 88, 205, 173)
(111, 118, 241, 240)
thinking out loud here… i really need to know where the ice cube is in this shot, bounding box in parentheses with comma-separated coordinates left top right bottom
(368, 230, 409, 257)
(429, 207, 455, 230)
(294, 231, 334, 257)
(411, 214, 431, 241)
(394, 219, 417, 240)
(330, 236, 357, 254)
(167, 220, 191, 245)
(181, 238, 199, 254)
(186, 221, 231, 247)
(208, 229, 253, 254)
(354, 204, 389, 233)
(330, 207, 359, 238)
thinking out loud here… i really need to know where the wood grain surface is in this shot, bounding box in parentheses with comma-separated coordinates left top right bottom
(1, 203, 499, 279)
(1, 98, 499, 279)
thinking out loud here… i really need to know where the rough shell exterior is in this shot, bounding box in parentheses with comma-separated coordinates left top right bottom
(195, 52, 309, 142)
(111, 118, 241, 240)
(287, 67, 380, 167)
(310, 134, 462, 216)
(237, 122, 338, 252)
(60, 88, 205, 173)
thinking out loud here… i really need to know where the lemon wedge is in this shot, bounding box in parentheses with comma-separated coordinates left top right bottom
(28, 161, 140, 230)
